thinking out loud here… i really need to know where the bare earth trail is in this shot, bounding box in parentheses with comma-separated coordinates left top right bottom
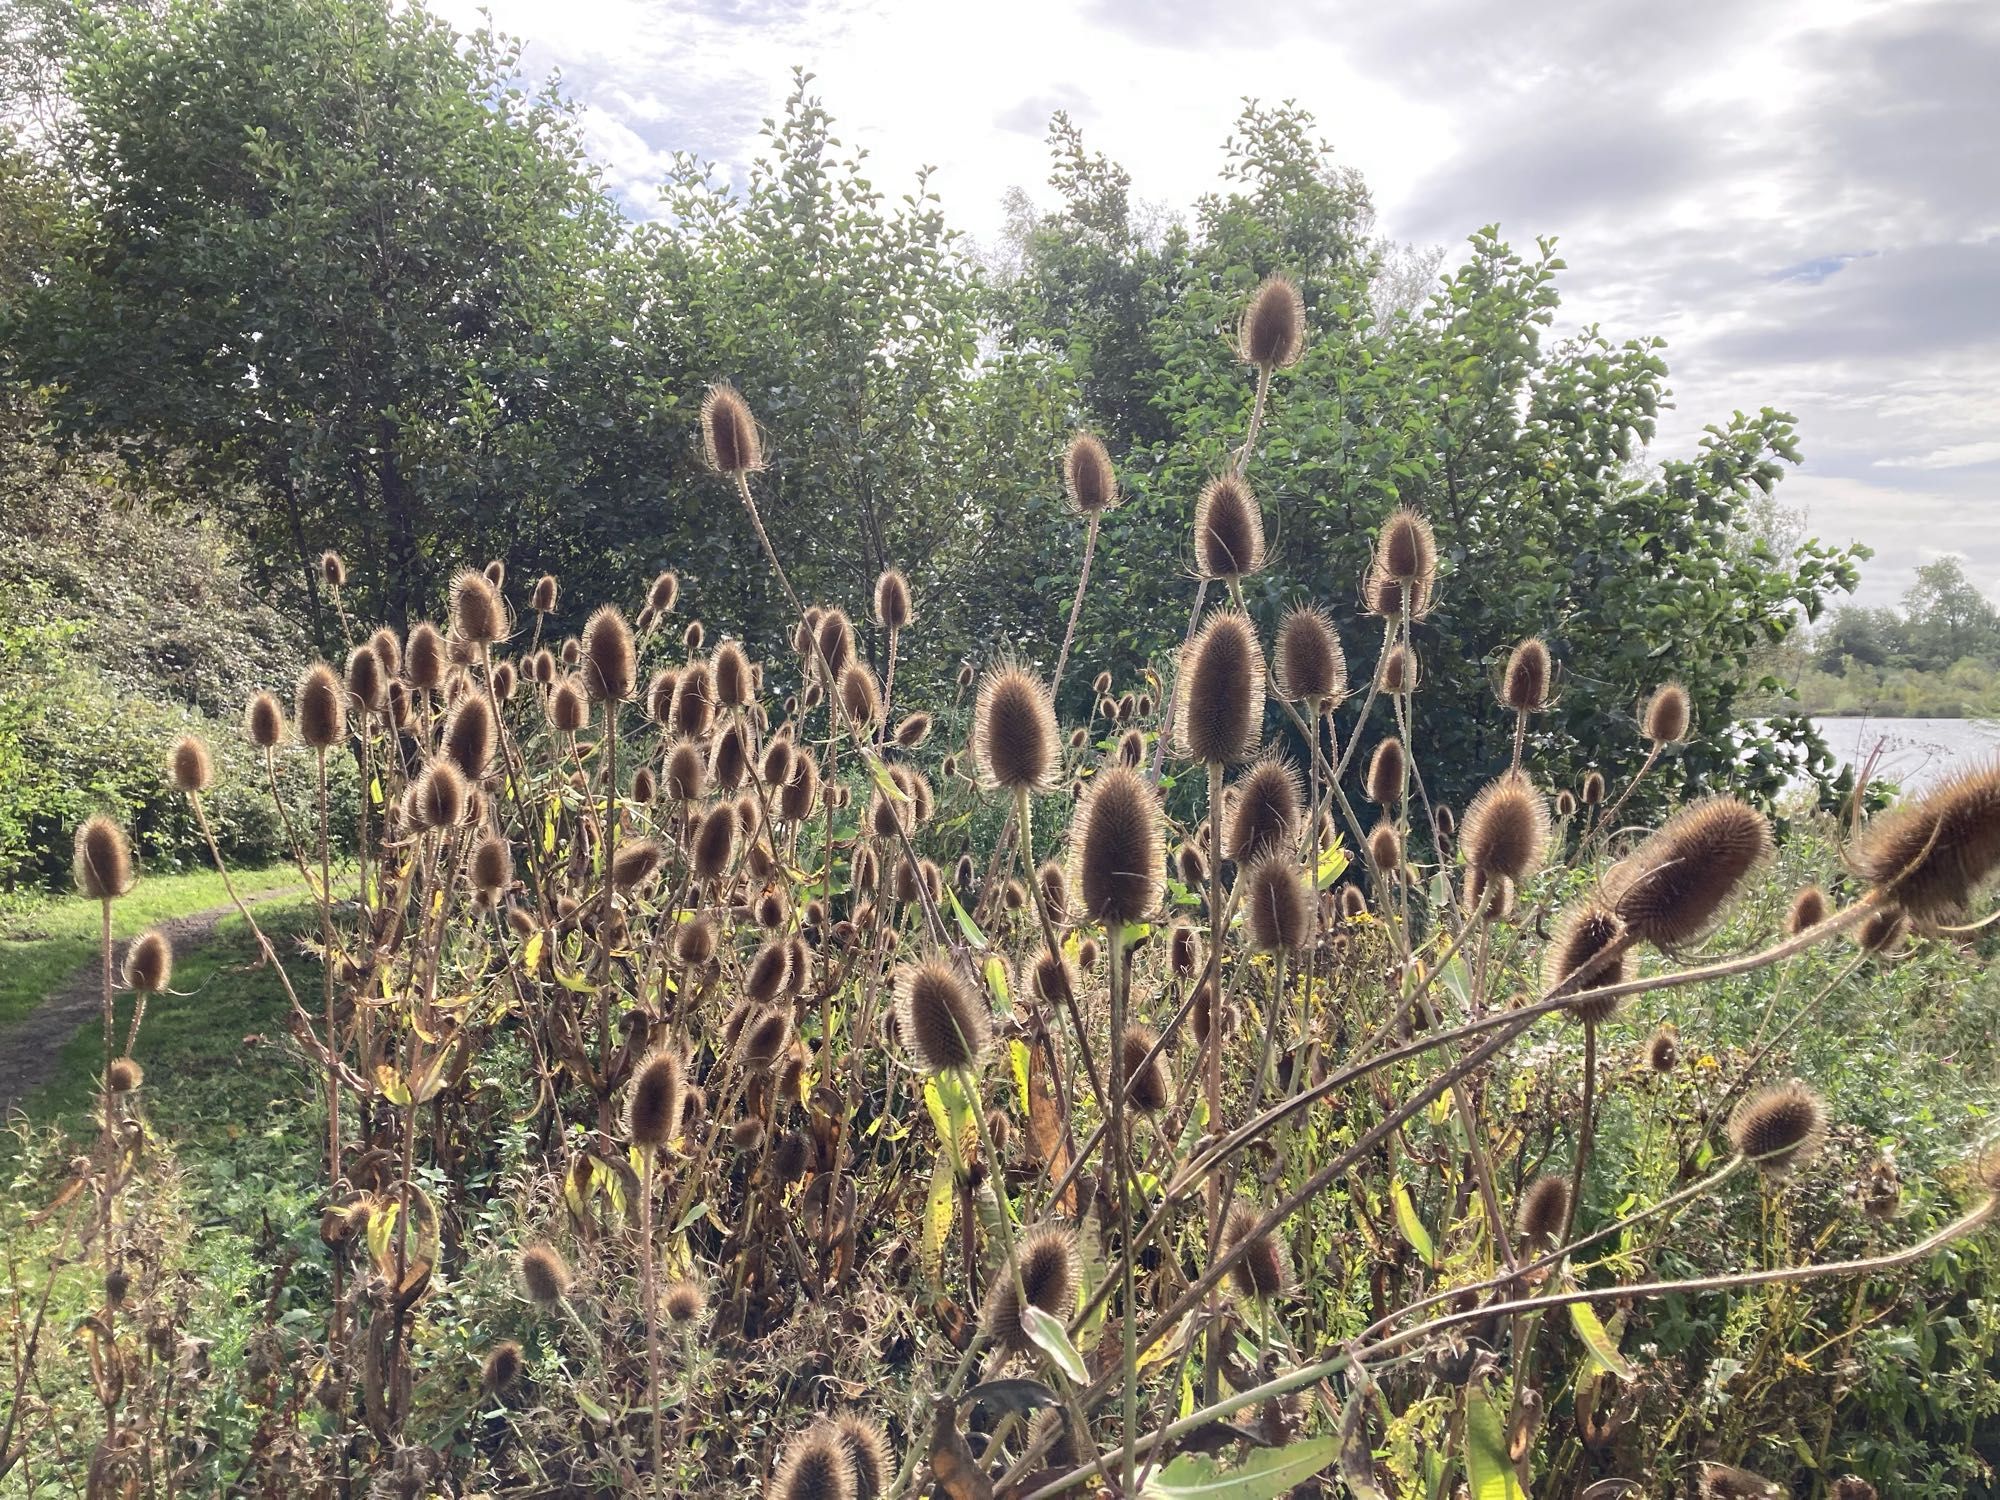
(0, 889, 297, 1114)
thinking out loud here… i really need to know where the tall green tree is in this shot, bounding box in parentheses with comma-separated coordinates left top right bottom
(3, 0, 673, 637)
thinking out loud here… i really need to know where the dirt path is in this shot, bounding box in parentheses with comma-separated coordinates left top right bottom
(0, 890, 296, 1114)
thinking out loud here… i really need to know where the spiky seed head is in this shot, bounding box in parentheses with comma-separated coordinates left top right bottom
(107, 1056, 144, 1092)
(1069, 765, 1165, 927)
(74, 815, 133, 900)
(549, 679, 590, 736)
(1728, 1082, 1827, 1175)
(701, 384, 763, 474)
(779, 750, 821, 822)
(834, 1412, 892, 1500)
(1176, 611, 1266, 765)
(1606, 796, 1773, 949)
(672, 663, 716, 739)
(406, 760, 468, 831)
(1642, 681, 1691, 745)
(1367, 820, 1402, 874)
(631, 766, 657, 805)
(482, 1341, 523, 1393)
(745, 940, 791, 1003)
(662, 1278, 707, 1325)
(1272, 605, 1345, 706)
(1378, 643, 1418, 696)
(470, 833, 512, 899)
(492, 660, 517, 700)
(342, 646, 384, 717)
(578, 606, 633, 704)
(712, 723, 749, 792)
(1461, 773, 1551, 883)
(768, 1422, 855, 1500)
(1501, 637, 1552, 712)
(1063, 431, 1119, 515)
(712, 641, 752, 709)
(518, 1243, 572, 1305)
(676, 916, 717, 966)
(529, 573, 558, 613)
(895, 958, 990, 1073)
(124, 928, 172, 993)
(1338, 882, 1367, 919)
(403, 622, 446, 691)
(1169, 921, 1201, 976)
(1856, 906, 1907, 956)
(1365, 738, 1406, 808)
(1433, 805, 1456, 840)
(1849, 760, 2000, 923)
(441, 694, 495, 782)
(1462, 867, 1515, 923)
(1554, 789, 1577, 819)
(1116, 728, 1145, 767)
(1543, 902, 1631, 1019)
(245, 691, 285, 750)
(872, 569, 913, 631)
(1647, 1025, 1679, 1073)
(975, 666, 1059, 792)
(296, 663, 346, 749)
(1178, 841, 1207, 887)
(1787, 885, 1827, 936)
(1828, 1480, 1877, 1500)
(1516, 1175, 1570, 1251)
(625, 1048, 685, 1151)
(660, 739, 705, 803)
(164, 733, 213, 795)
(980, 1224, 1080, 1351)
(1581, 770, 1605, 806)
(1120, 1024, 1170, 1113)
(1225, 758, 1301, 862)
(318, 548, 346, 588)
(838, 663, 881, 729)
(1000, 877, 1027, 913)
(683, 618, 705, 654)
(761, 736, 797, 789)
(451, 568, 505, 646)
(730, 1116, 765, 1152)
(1031, 952, 1075, 1005)
(1242, 854, 1310, 953)
(610, 837, 665, 891)
(1376, 507, 1436, 586)
(815, 609, 855, 678)
(1239, 273, 1306, 369)
(1193, 474, 1267, 581)
(643, 569, 678, 616)
(1364, 565, 1428, 620)
(1222, 1201, 1290, 1299)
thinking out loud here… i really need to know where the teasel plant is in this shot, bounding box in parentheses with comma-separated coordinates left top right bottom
(11, 275, 1996, 1499)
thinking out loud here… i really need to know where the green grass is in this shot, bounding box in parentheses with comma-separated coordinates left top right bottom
(0, 861, 302, 1030)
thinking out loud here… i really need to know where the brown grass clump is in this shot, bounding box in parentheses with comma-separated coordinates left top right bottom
(1728, 1082, 1827, 1175)
(1606, 796, 1772, 949)
(974, 667, 1059, 792)
(1849, 760, 2000, 924)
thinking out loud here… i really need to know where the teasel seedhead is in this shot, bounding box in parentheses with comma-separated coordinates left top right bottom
(1239, 273, 1306, 369)
(167, 733, 213, 795)
(74, 814, 133, 900)
(1542, 903, 1632, 1021)
(451, 567, 505, 647)
(975, 666, 1059, 793)
(1500, 637, 1553, 713)
(1849, 760, 2000, 924)
(834, 1412, 892, 1500)
(106, 1056, 144, 1093)
(1242, 853, 1310, 953)
(1063, 430, 1119, 515)
(1375, 507, 1436, 587)
(1226, 757, 1301, 863)
(624, 1048, 685, 1152)
(895, 958, 990, 1074)
(1338, 882, 1367, 920)
(245, 691, 285, 750)
(296, 662, 346, 750)
(712, 641, 751, 710)
(671, 661, 716, 740)
(712, 723, 749, 792)
(662, 1278, 707, 1325)
(1194, 474, 1266, 581)
(1787, 885, 1827, 935)
(701, 384, 763, 474)
(1461, 772, 1550, 884)
(403, 622, 446, 692)
(1642, 681, 1691, 746)
(482, 1341, 523, 1394)
(1856, 906, 1907, 956)
(837, 662, 881, 730)
(768, 1420, 854, 1500)
(813, 608, 855, 679)
(1169, 921, 1201, 976)
(1605, 796, 1773, 949)
(1364, 564, 1431, 621)
(1515, 1175, 1570, 1252)
(690, 803, 737, 883)
(1377, 643, 1418, 696)
(342, 646, 383, 717)
(124, 928, 172, 993)
(1728, 1082, 1827, 1176)
(873, 568, 913, 631)
(1365, 738, 1406, 808)
(319, 549, 346, 588)
(610, 837, 665, 891)
(441, 694, 494, 782)
(1221, 1201, 1290, 1299)
(1068, 765, 1165, 927)
(548, 678, 589, 734)
(1367, 820, 1402, 875)
(1031, 951, 1076, 1006)
(1176, 610, 1266, 765)
(517, 1243, 572, 1306)
(1646, 1025, 1679, 1073)
(1120, 1024, 1170, 1113)
(980, 1223, 1080, 1352)
(405, 760, 467, 832)
(579, 606, 634, 703)
(470, 833, 512, 902)
(779, 750, 820, 822)
(1581, 770, 1605, 806)
(1272, 605, 1346, 707)
(1554, 789, 1577, 819)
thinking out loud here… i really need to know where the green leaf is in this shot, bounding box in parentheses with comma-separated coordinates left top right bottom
(1463, 1385, 1528, 1500)
(1338, 1374, 1389, 1500)
(1568, 1301, 1633, 1380)
(921, 1153, 955, 1280)
(947, 888, 988, 947)
(1020, 1302, 1086, 1384)
(1140, 1435, 1340, 1498)
(1390, 1178, 1437, 1267)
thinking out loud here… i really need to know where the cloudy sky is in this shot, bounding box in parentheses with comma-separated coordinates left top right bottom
(432, 0, 1997, 610)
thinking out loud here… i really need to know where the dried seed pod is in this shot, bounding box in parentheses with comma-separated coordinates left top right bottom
(1500, 637, 1552, 713)
(713, 641, 752, 708)
(1169, 921, 1201, 976)
(672, 662, 716, 740)
(701, 384, 763, 474)
(873, 568, 913, 630)
(979, 1224, 1080, 1351)
(624, 1049, 685, 1151)
(1225, 757, 1301, 862)
(1605, 796, 1773, 948)
(471, 834, 513, 899)
(975, 666, 1059, 793)
(441, 694, 495, 782)
(1221, 1201, 1290, 1299)
(296, 662, 346, 749)
(1273, 605, 1346, 706)
(815, 609, 855, 678)
(1241, 854, 1310, 953)
(648, 570, 679, 616)
(894, 958, 990, 1073)
(70, 815, 132, 902)
(518, 1244, 572, 1305)
(245, 691, 285, 750)
(1542, 903, 1631, 1021)
(1063, 431, 1119, 515)
(107, 1056, 144, 1092)
(1068, 766, 1164, 926)
(1581, 770, 1605, 806)
(1375, 507, 1436, 587)
(1239, 273, 1305, 369)
(167, 734, 213, 795)
(1461, 772, 1550, 884)
(1365, 738, 1406, 808)
(662, 1278, 707, 1325)
(768, 1420, 854, 1500)
(1554, 789, 1577, 818)
(548, 677, 589, 734)
(405, 760, 468, 831)
(1646, 1025, 1679, 1073)
(1120, 1024, 1169, 1113)
(1194, 475, 1266, 580)
(482, 1340, 523, 1394)
(452, 567, 505, 646)
(1515, 1175, 1570, 1251)
(835, 1412, 892, 1500)
(1175, 610, 1266, 765)
(690, 803, 737, 882)
(837, 662, 881, 730)
(1377, 643, 1418, 696)
(1642, 681, 1692, 745)
(1856, 906, 1907, 956)
(610, 838, 665, 891)
(1849, 760, 2000, 924)
(1787, 885, 1828, 935)
(1367, 821, 1402, 874)
(1728, 1082, 1826, 1175)
(582, 606, 635, 703)
(124, 928, 172, 993)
